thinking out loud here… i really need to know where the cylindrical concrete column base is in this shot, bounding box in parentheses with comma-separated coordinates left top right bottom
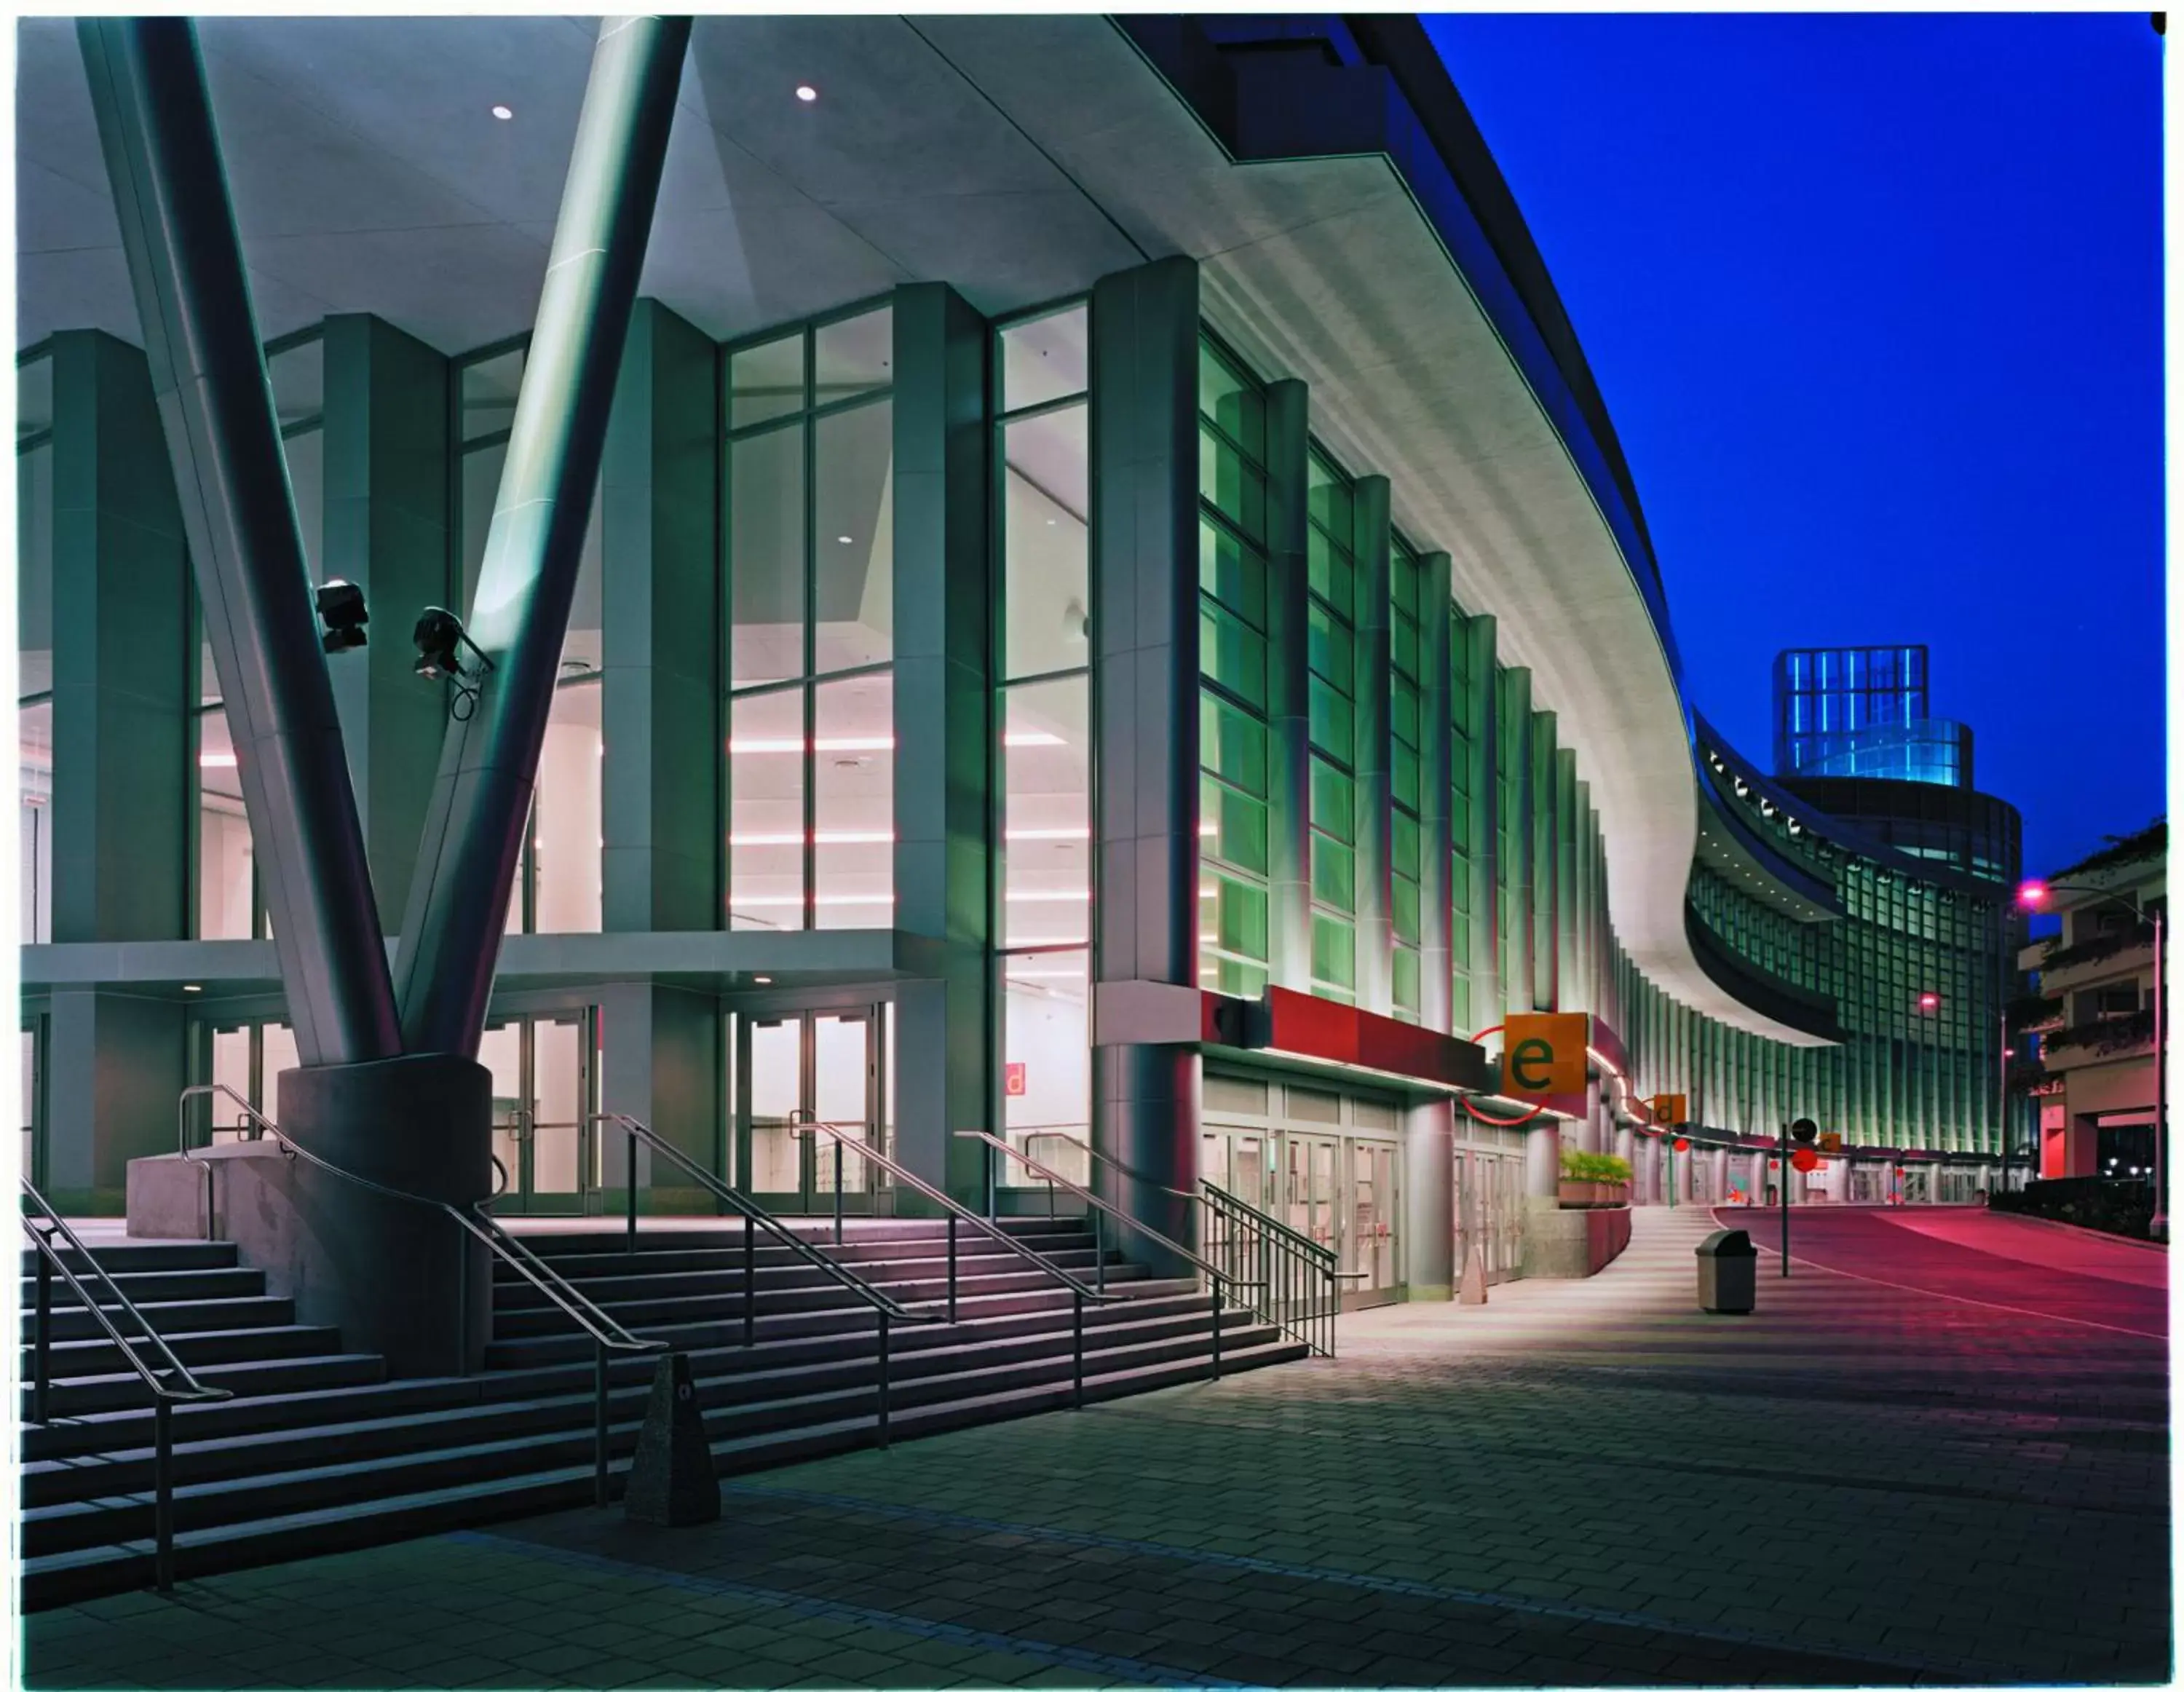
(266, 1053, 494, 1377)
(1526, 1121, 1562, 1199)
(1404, 1099, 1455, 1300)
(1094, 1043, 1201, 1279)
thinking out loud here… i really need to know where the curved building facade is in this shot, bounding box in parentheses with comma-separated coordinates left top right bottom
(16, 13, 2025, 1284)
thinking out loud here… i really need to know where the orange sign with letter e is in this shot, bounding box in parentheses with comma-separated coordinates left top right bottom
(1500, 1013, 1589, 1096)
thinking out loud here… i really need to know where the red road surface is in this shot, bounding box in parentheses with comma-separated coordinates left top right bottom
(1712, 1203, 2169, 1340)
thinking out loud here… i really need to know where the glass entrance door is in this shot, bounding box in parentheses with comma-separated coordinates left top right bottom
(480, 1011, 593, 1214)
(737, 1006, 882, 1212)
(1200, 1126, 1270, 1211)
(1348, 1141, 1398, 1301)
(1281, 1133, 1340, 1256)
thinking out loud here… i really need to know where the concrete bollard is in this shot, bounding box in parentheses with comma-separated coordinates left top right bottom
(624, 1352, 720, 1527)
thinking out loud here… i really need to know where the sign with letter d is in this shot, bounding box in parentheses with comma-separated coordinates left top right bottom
(1500, 1013, 1589, 1096)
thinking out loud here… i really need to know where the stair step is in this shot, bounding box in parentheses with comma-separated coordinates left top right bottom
(23, 1303, 1270, 1509)
(29, 1324, 347, 1380)
(20, 1295, 297, 1346)
(22, 1323, 1305, 1565)
(22, 1351, 387, 1419)
(19, 1241, 240, 1277)
(498, 1233, 1100, 1283)
(16, 1266, 268, 1305)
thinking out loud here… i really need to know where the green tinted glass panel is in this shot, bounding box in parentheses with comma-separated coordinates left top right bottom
(1392, 946, 1421, 1015)
(1200, 603, 1267, 711)
(1199, 428, 1265, 542)
(1198, 519, 1265, 630)
(1311, 836, 1355, 913)
(1212, 874, 1268, 960)
(1200, 691, 1267, 797)
(1200, 775, 1269, 877)
(1311, 914, 1356, 989)
(1309, 758, 1354, 845)
(1307, 526, 1353, 612)
(1391, 616, 1420, 681)
(1198, 341, 1263, 459)
(1450, 856, 1471, 914)
(1392, 876, 1420, 945)
(1390, 677, 1420, 748)
(1391, 811, 1420, 879)
(1451, 970, 1472, 1035)
(1308, 679, 1353, 756)
(1307, 450, 1353, 542)
(1391, 549, 1421, 620)
(1392, 743, 1420, 813)
(1307, 603, 1354, 693)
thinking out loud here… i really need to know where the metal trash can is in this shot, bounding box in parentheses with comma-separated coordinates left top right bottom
(1695, 1228, 1757, 1314)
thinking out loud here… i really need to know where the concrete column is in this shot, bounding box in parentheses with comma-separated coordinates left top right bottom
(1465, 616, 1500, 1024)
(1091, 256, 1201, 1269)
(1264, 380, 1311, 993)
(1500, 668, 1532, 1015)
(1525, 1120, 1560, 1199)
(1614, 1123, 1635, 1190)
(1404, 547, 1456, 1301)
(45, 988, 186, 1214)
(1580, 1077, 1602, 1155)
(601, 299, 719, 936)
(1712, 1145, 1729, 1202)
(1645, 1134, 1663, 1204)
(392, 16, 692, 1059)
(891, 282, 991, 1204)
(596, 981, 719, 1210)
(47, 331, 190, 946)
(82, 20, 399, 1064)
(1352, 476, 1393, 1016)
(1554, 747, 1580, 1010)
(321, 314, 453, 931)
(1528, 708, 1557, 1012)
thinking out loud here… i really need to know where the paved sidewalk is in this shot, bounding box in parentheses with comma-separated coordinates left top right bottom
(25, 1205, 2170, 1688)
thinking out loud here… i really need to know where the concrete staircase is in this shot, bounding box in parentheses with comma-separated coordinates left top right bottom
(20, 1218, 1307, 1608)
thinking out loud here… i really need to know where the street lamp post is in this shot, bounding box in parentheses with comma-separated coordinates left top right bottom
(2018, 879, 2166, 1241)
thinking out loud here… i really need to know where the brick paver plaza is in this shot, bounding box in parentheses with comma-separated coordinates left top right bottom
(22, 1205, 2170, 1688)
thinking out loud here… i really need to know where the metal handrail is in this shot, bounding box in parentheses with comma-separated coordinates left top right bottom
(957, 1131, 1260, 1381)
(595, 1112, 948, 1444)
(1069, 1135, 1196, 1201)
(593, 1115, 938, 1325)
(176, 1083, 280, 1240)
(173, 1088, 662, 1505)
(1203, 1177, 1339, 1269)
(21, 1177, 232, 1592)
(790, 1119, 1115, 1304)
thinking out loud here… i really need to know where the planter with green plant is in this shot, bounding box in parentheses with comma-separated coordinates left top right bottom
(1558, 1147, 1631, 1209)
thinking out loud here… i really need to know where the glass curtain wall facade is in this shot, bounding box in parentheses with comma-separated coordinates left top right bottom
(20, 261, 2021, 1221)
(19, 350, 53, 945)
(456, 336, 604, 935)
(1197, 336, 1273, 998)
(724, 302, 895, 932)
(995, 300, 1093, 1174)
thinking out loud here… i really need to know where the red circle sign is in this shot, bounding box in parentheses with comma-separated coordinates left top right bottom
(1790, 1147, 1821, 1172)
(1672, 1137, 1690, 1153)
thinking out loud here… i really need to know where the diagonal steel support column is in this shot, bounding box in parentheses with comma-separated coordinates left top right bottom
(394, 16, 692, 1057)
(78, 19, 398, 1067)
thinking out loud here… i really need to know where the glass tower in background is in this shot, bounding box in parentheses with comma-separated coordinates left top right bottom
(1772, 644, 1973, 788)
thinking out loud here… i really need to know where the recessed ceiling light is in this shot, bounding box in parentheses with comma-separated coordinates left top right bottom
(796, 84, 818, 103)
(754, 975, 772, 984)
(183, 984, 202, 994)
(837, 534, 853, 544)
(491, 105, 513, 121)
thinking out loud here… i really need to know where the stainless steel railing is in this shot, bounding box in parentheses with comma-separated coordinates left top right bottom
(173, 1086, 663, 1504)
(999, 1133, 1339, 1356)
(592, 1113, 944, 1446)
(20, 1177, 234, 1591)
(788, 1117, 1119, 1411)
(956, 1131, 1262, 1381)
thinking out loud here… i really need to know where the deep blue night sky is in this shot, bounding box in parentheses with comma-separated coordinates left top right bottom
(1425, 12, 2166, 879)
